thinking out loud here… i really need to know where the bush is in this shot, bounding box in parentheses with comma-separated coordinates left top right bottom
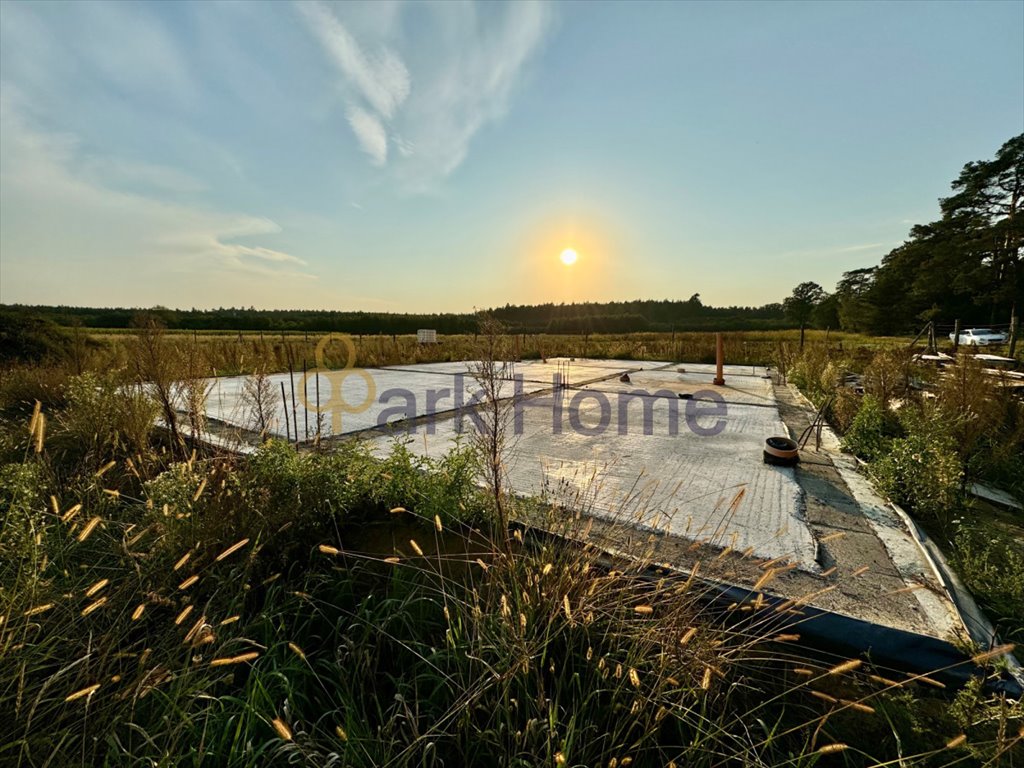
(0, 461, 48, 563)
(52, 373, 156, 468)
(863, 348, 909, 406)
(841, 394, 899, 462)
(788, 345, 840, 404)
(951, 525, 1024, 643)
(0, 311, 73, 364)
(873, 404, 964, 524)
(827, 387, 861, 433)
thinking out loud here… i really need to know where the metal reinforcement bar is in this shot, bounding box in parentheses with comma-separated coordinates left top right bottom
(513, 521, 1022, 698)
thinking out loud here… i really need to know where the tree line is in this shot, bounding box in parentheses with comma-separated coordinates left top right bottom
(783, 134, 1022, 339)
(0, 297, 788, 338)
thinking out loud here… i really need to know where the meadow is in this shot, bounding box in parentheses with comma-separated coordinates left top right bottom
(78, 327, 910, 374)
(1, 325, 1022, 766)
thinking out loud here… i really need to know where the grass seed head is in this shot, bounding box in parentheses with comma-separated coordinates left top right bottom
(210, 651, 260, 666)
(828, 659, 862, 676)
(77, 517, 101, 542)
(215, 538, 250, 562)
(817, 744, 848, 754)
(65, 683, 100, 702)
(178, 575, 199, 590)
(81, 597, 108, 616)
(83, 581, 109, 602)
(272, 718, 293, 741)
(971, 643, 1014, 665)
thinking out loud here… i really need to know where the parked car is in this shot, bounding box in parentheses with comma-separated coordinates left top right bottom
(949, 328, 1008, 346)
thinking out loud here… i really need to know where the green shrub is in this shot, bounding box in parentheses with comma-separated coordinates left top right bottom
(841, 394, 899, 462)
(873, 404, 963, 524)
(0, 461, 48, 563)
(951, 525, 1024, 643)
(827, 387, 861, 433)
(52, 373, 156, 467)
(0, 365, 71, 413)
(0, 311, 73, 364)
(788, 345, 838, 404)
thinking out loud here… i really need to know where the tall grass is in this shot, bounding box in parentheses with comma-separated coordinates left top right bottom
(1, 341, 1021, 766)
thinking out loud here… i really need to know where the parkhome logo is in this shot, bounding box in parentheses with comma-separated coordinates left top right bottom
(299, 334, 728, 438)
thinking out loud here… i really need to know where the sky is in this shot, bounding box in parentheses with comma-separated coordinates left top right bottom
(1, 0, 1022, 313)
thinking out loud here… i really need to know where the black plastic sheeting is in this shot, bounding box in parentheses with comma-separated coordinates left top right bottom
(516, 523, 1022, 699)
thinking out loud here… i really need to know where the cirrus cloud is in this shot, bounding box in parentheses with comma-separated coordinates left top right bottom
(296, 0, 554, 188)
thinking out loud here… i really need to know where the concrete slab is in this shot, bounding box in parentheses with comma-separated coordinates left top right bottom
(363, 365, 817, 570)
(191, 358, 974, 642)
(195, 369, 548, 439)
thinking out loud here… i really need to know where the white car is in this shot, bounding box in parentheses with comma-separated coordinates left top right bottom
(949, 328, 1008, 346)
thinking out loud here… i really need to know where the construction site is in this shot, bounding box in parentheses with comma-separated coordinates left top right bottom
(184, 343, 1023, 696)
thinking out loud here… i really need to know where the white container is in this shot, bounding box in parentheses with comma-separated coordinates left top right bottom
(417, 329, 438, 344)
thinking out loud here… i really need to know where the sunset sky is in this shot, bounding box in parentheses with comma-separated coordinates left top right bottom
(1, 0, 1022, 312)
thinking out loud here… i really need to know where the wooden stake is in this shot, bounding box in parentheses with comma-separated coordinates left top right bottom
(280, 382, 290, 443)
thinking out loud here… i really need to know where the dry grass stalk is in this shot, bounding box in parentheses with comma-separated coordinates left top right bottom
(971, 643, 1015, 664)
(215, 538, 250, 562)
(84, 579, 109, 597)
(81, 597, 107, 616)
(817, 744, 848, 754)
(210, 651, 260, 666)
(65, 683, 100, 702)
(61, 503, 83, 523)
(95, 460, 117, 477)
(271, 718, 293, 741)
(827, 659, 862, 676)
(77, 517, 101, 542)
(177, 575, 199, 590)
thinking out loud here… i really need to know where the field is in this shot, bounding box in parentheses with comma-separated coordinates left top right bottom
(1, 327, 1022, 766)
(75, 328, 914, 376)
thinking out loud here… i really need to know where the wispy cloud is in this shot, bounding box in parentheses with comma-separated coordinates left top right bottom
(296, 1, 554, 187)
(80, 156, 207, 194)
(833, 242, 887, 253)
(0, 95, 313, 306)
(347, 106, 388, 165)
(296, 0, 410, 120)
(776, 241, 894, 260)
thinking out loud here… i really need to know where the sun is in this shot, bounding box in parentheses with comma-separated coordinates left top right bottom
(560, 248, 578, 266)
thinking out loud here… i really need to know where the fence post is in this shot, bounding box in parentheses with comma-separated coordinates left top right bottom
(1009, 311, 1018, 358)
(952, 319, 960, 355)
